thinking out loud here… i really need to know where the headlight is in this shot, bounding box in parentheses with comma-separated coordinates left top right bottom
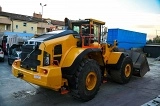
(45, 56, 49, 65)
(43, 51, 50, 66)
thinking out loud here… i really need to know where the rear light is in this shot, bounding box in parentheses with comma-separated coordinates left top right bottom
(43, 69, 48, 74)
(14, 62, 17, 65)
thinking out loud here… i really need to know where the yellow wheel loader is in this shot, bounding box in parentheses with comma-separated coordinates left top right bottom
(12, 18, 150, 101)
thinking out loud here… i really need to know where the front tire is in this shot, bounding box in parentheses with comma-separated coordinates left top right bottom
(110, 56, 133, 84)
(71, 59, 102, 101)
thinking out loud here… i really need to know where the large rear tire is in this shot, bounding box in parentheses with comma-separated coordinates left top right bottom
(110, 56, 133, 84)
(71, 59, 101, 101)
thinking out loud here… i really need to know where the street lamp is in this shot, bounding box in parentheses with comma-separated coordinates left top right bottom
(40, 3, 47, 18)
(40, 3, 47, 33)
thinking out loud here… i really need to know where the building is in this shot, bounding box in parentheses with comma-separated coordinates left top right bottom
(0, 6, 64, 34)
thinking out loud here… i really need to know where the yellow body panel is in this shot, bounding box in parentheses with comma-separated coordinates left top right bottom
(12, 60, 65, 90)
(86, 18, 105, 25)
(11, 34, 82, 90)
(90, 42, 101, 48)
(101, 43, 122, 64)
(39, 34, 79, 66)
(107, 52, 122, 64)
(61, 47, 86, 67)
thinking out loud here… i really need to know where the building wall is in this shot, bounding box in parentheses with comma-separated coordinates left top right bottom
(0, 15, 64, 35)
(0, 24, 11, 32)
(0, 24, 5, 32)
(0, 16, 11, 24)
(37, 22, 55, 34)
(33, 13, 42, 18)
(0, 16, 11, 32)
(37, 27, 45, 34)
(12, 20, 37, 34)
(37, 22, 54, 28)
(0, 23, 11, 32)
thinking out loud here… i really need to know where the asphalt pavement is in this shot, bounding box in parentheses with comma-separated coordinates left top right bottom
(0, 56, 160, 106)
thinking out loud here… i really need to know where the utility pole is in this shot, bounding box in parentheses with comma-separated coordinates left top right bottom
(40, 3, 47, 33)
(156, 30, 160, 36)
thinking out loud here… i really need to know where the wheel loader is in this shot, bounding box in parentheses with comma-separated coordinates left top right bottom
(12, 18, 150, 101)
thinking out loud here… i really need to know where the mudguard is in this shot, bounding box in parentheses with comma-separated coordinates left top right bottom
(61, 47, 103, 75)
(61, 48, 86, 67)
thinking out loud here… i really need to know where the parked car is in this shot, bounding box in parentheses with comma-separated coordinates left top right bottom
(8, 44, 21, 65)
(0, 47, 5, 62)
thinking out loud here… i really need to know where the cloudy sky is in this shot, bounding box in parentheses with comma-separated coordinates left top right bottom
(1, 0, 160, 39)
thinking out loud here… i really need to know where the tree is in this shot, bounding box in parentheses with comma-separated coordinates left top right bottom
(153, 35, 160, 43)
(147, 39, 153, 44)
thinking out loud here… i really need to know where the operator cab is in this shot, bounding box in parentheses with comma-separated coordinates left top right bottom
(65, 18, 105, 48)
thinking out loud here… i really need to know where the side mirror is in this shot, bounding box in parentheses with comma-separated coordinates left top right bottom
(103, 27, 108, 35)
(101, 27, 108, 43)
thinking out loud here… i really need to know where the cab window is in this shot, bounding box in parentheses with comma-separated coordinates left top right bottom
(73, 26, 80, 33)
(94, 25, 100, 41)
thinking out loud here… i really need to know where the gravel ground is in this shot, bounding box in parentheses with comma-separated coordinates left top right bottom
(0, 57, 160, 106)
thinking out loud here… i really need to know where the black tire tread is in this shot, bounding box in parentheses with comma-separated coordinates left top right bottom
(110, 56, 133, 84)
(71, 59, 101, 101)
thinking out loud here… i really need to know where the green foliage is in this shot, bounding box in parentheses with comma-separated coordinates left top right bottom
(153, 35, 160, 43)
(147, 35, 160, 44)
(147, 39, 153, 44)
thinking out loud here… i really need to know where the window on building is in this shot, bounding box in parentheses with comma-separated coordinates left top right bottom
(16, 25, 18, 29)
(31, 27, 33, 30)
(47, 28, 50, 32)
(23, 23, 27, 26)
(5, 25, 10, 30)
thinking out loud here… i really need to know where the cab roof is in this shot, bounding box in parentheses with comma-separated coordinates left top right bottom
(71, 18, 105, 25)
(85, 18, 105, 25)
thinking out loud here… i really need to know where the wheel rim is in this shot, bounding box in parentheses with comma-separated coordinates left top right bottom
(125, 64, 131, 77)
(86, 71, 97, 90)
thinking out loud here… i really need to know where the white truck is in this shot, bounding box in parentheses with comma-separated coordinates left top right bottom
(0, 31, 34, 64)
